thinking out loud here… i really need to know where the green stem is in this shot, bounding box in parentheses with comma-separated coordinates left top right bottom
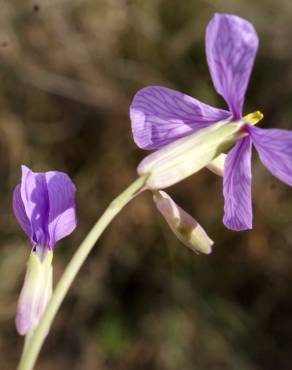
(17, 175, 148, 370)
(23, 331, 33, 354)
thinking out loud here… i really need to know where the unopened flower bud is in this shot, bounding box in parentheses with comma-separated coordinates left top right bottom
(153, 191, 214, 254)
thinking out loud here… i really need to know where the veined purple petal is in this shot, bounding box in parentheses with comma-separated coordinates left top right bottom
(206, 13, 259, 118)
(13, 185, 31, 239)
(223, 136, 252, 231)
(130, 86, 231, 150)
(248, 125, 292, 186)
(14, 165, 77, 249)
(20, 166, 49, 246)
(45, 171, 77, 248)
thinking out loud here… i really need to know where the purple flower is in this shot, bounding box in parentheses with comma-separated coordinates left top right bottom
(130, 13, 292, 231)
(13, 165, 77, 335)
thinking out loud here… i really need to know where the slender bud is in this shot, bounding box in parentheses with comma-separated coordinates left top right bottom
(138, 120, 244, 189)
(153, 191, 214, 254)
(16, 248, 53, 336)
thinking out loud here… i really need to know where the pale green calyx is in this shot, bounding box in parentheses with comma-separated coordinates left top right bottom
(16, 249, 53, 336)
(206, 153, 226, 176)
(138, 120, 245, 189)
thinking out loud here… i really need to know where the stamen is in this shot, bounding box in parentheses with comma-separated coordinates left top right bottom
(243, 111, 264, 126)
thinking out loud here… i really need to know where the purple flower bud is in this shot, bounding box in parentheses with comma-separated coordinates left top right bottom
(13, 165, 77, 250)
(13, 165, 77, 335)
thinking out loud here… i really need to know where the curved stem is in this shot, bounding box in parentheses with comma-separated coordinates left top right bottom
(17, 175, 148, 370)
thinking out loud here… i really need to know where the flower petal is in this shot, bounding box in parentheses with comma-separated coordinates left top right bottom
(45, 171, 77, 248)
(223, 136, 252, 231)
(206, 13, 259, 118)
(248, 125, 292, 186)
(130, 86, 231, 150)
(154, 191, 213, 254)
(20, 165, 49, 246)
(13, 184, 31, 239)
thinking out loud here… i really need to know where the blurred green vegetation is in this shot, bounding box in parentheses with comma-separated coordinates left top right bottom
(1, 0, 292, 369)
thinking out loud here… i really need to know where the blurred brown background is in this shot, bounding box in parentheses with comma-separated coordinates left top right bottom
(1, 0, 292, 369)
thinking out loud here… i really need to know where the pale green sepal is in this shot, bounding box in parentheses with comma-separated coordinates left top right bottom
(16, 250, 53, 336)
(139, 120, 243, 189)
(154, 191, 214, 254)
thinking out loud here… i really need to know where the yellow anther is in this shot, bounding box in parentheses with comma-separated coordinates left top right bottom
(243, 111, 264, 126)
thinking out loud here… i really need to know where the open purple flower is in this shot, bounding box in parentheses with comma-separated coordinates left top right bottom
(130, 13, 292, 231)
(13, 165, 76, 335)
